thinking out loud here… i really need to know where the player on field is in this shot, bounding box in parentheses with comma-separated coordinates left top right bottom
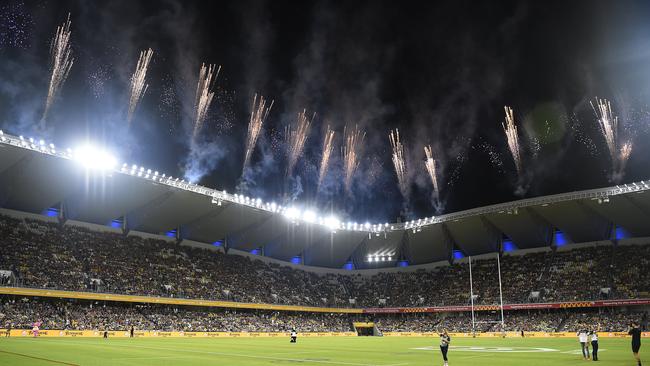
(4, 322, 11, 337)
(629, 322, 642, 366)
(130, 325, 134, 338)
(439, 329, 451, 366)
(290, 328, 297, 343)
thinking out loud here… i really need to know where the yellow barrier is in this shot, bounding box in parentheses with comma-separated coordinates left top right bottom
(381, 331, 650, 338)
(353, 322, 375, 328)
(0, 287, 363, 314)
(3, 330, 357, 338)
(4, 329, 648, 338)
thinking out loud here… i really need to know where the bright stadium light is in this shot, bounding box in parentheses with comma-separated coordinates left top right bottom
(284, 207, 300, 220)
(324, 216, 340, 231)
(73, 144, 117, 171)
(303, 210, 317, 223)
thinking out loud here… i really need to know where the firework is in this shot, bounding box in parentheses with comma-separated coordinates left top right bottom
(192, 63, 220, 139)
(317, 125, 335, 191)
(42, 14, 74, 122)
(590, 98, 634, 181)
(389, 129, 408, 196)
(424, 145, 440, 199)
(502, 106, 522, 175)
(243, 94, 274, 171)
(285, 109, 314, 176)
(590, 98, 618, 160)
(342, 124, 365, 193)
(619, 142, 632, 170)
(127, 48, 153, 126)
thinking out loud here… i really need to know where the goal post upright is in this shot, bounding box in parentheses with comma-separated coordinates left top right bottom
(469, 255, 475, 334)
(496, 252, 505, 332)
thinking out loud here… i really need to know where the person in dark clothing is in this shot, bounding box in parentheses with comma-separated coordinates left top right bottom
(590, 330, 599, 361)
(629, 322, 642, 366)
(439, 329, 451, 366)
(103, 330, 108, 339)
(5, 323, 11, 337)
(290, 328, 297, 343)
(130, 326, 134, 338)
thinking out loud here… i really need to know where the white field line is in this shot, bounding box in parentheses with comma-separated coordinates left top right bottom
(31, 339, 409, 366)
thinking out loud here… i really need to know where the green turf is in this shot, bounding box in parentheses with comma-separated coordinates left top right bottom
(0, 336, 641, 365)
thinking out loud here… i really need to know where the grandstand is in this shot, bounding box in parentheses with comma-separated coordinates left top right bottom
(0, 132, 649, 366)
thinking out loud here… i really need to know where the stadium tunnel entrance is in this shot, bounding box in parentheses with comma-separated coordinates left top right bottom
(353, 322, 380, 336)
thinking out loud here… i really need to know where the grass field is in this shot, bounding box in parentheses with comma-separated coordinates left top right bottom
(0, 336, 641, 366)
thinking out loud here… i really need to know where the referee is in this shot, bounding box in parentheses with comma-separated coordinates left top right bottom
(439, 329, 451, 366)
(629, 322, 642, 366)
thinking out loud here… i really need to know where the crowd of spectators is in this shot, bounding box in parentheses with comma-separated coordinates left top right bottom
(1, 215, 649, 308)
(1, 297, 644, 333)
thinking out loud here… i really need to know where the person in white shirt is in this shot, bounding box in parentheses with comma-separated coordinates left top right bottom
(590, 330, 599, 361)
(578, 330, 590, 360)
(439, 329, 451, 366)
(290, 328, 297, 343)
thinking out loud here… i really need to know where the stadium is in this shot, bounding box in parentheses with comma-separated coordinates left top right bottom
(1, 1, 650, 366)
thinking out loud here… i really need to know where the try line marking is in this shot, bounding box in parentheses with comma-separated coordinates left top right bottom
(28, 339, 409, 366)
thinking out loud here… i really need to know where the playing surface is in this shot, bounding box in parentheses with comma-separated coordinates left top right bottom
(0, 337, 639, 365)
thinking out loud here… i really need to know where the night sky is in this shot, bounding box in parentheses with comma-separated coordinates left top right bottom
(1, 0, 650, 224)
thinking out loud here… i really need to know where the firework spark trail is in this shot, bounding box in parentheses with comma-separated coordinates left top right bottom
(127, 48, 153, 126)
(389, 129, 408, 196)
(285, 109, 314, 176)
(317, 125, 335, 191)
(243, 94, 274, 172)
(502, 106, 522, 175)
(192, 63, 220, 139)
(42, 14, 74, 122)
(424, 145, 440, 199)
(342, 124, 365, 194)
(590, 98, 634, 181)
(590, 98, 618, 160)
(619, 142, 633, 171)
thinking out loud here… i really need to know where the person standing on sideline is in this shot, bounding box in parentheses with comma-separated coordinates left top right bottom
(290, 328, 297, 343)
(130, 325, 134, 338)
(578, 329, 590, 360)
(629, 322, 642, 366)
(439, 329, 451, 366)
(590, 330, 599, 361)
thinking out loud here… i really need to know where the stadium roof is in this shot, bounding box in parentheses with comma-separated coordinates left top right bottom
(1, 131, 650, 269)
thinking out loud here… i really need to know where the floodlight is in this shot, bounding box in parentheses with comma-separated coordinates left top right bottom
(324, 216, 340, 231)
(73, 145, 117, 171)
(284, 207, 300, 220)
(303, 210, 317, 223)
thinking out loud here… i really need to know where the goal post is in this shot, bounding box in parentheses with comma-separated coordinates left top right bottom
(468, 252, 506, 334)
